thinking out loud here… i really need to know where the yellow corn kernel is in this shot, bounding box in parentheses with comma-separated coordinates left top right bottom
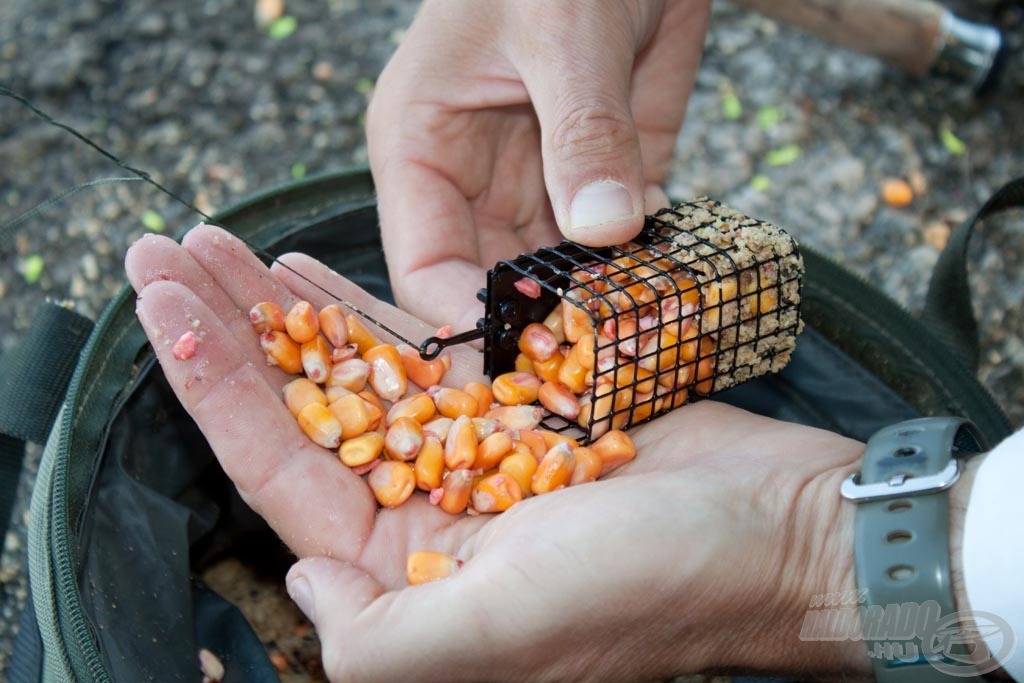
(499, 450, 538, 495)
(591, 430, 637, 475)
(414, 436, 445, 491)
(346, 313, 381, 354)
(531, 442, 575, 494)
(249, 301, 286, 333)
(285, 300, 320, 344)
(363, 344, 408, 402)
(282, 377, 327, 417)
(637, 330, 680, 374)
(471, 472, 524, 513)
(516, 429, 547, 460)
(654, 387, 689, 413)
(429, 387, 479, 420)
(338, 432, 385, 468)
(616, 280, 658, 311)
(570, 446, 603, 485)
(384, 416, 425, 462)
(532, 353, 565, 383)
(327, 393, 371, 440)
(358, 391, 385, 431)
(368, 460, 415, 508)
(260, 330, 303, 374)
(542, 304, 566, 344)
(296, 403, 343, 449)
(537, 381, 581, 420)
(484, 405, 544, 431)
(317, 303, 349, 348)
(474, 431, 513, 470)
(561, 296, 592, 344)
(397, 344, 449, 390)
(695, 356, 716, 395)
(386, 392, 437, 426)
(514, 352, 534, 373)
(406, 550, 462, 585)
(327, 358, 370, 393)
(462, 382, 493, 417)
(491, 371, 542, 406)
(300, 336, 332, 384)
(517, 322, 559, 362)
(471, 417, 501, 441)
(422, 416, 453, 443)
(438, 469, 473, 514)
(539, 429, 579, 452)
(324, 385, 353, 404)
(574, 333, 596, 371)
(557, 343, 589, 394)
(444, 415, 477, 470)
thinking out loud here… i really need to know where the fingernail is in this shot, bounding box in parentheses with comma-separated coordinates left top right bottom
(570, 180, 636, 230)
(287, 575, 316, 622)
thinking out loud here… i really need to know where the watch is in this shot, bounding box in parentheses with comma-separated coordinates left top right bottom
(841, 417, 986, 682)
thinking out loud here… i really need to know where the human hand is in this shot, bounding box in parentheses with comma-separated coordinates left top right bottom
(127, 225, 879, 682)
(368, 0, 711, 333)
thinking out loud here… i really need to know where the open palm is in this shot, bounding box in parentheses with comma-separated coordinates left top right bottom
(126, 225, 863, 682)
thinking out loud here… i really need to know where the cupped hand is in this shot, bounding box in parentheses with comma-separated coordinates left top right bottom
(126, 225, 867, 682)
(368, 0, 711, 333)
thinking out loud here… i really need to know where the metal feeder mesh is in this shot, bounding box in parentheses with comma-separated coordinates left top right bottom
(482, 198, 804, 443)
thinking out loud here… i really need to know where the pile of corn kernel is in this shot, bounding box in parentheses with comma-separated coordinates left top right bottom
(249, 299, 637, 519)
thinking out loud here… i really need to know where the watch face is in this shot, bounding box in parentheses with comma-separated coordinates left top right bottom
(922, 610, 1017, 677)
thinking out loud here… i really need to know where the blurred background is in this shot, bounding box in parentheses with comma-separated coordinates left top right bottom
(1, 0, 1021, 680)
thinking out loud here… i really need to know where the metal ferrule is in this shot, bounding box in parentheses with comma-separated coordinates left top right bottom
(932, 10, 1003, 89)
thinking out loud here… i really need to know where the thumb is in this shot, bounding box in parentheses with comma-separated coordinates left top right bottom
(515, 6, 647, 246)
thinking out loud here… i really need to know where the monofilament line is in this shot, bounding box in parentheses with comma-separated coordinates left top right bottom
(0, 84, 419, 348)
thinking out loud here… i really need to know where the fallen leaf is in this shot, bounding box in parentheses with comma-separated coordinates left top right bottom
(267, 15, 297, 40)
(21, 254, 44, 284)
(750, 174, 771, 191)
(757, 106, 782, 130)
(141, 209, 165, 233)
(939, 126, 966, 156)
(722, 91, 742, 121)
(764, 144, 801, 167)
(291, 162, 307, 180)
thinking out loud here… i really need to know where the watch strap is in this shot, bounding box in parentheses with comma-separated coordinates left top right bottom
(848, 417, 985, 682)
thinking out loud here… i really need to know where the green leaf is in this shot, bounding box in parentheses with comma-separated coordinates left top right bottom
(750, 174, 772, 191)
(267, 15, 297, 40)
(21, 254, 44, 284)
(939, 126, 966, 156)
(355, 77, 374, 95)
(141, 209, 165, 233)
(764, 144, 802, 167)
(721, 91, 742, 120)
(291, 162, 307, 180)
(757, 106, 781, 130)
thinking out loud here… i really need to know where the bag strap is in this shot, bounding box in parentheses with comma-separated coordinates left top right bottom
(0, 302, 93, 540)
(921, 176, 1024, 372)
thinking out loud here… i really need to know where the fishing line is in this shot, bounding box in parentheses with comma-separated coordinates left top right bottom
(0, 84, 419, 349)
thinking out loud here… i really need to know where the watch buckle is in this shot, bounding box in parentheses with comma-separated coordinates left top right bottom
(840, 459, 961, 503)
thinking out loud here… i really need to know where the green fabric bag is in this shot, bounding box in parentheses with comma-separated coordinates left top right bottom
(3, 167, 1016, 682)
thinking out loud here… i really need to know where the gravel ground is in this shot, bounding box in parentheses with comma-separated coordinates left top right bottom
(1, 0, 1021, 680)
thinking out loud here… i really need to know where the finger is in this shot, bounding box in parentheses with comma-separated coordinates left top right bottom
(125, 233, 282, 386)
(272, 252, 490, 387)
(630, 0, 711, 186)
(290, 557, 501, 683)
(512, 3, 646, 246)
(181, 223, 301, 321)
(135, 279, 376, 560)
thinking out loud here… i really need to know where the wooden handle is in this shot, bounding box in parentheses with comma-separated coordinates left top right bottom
(732, 0, 946, 75)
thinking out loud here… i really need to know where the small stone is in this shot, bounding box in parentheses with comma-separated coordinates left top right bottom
(908, 169, 928, 196)
(255, 0, 284, 28)
(198, 648, 225, 682)
(312, 60, 333, 81)
(881, 178, 913, 208)
(923, 222, 951, 250)
(81, 253, 99, 281)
